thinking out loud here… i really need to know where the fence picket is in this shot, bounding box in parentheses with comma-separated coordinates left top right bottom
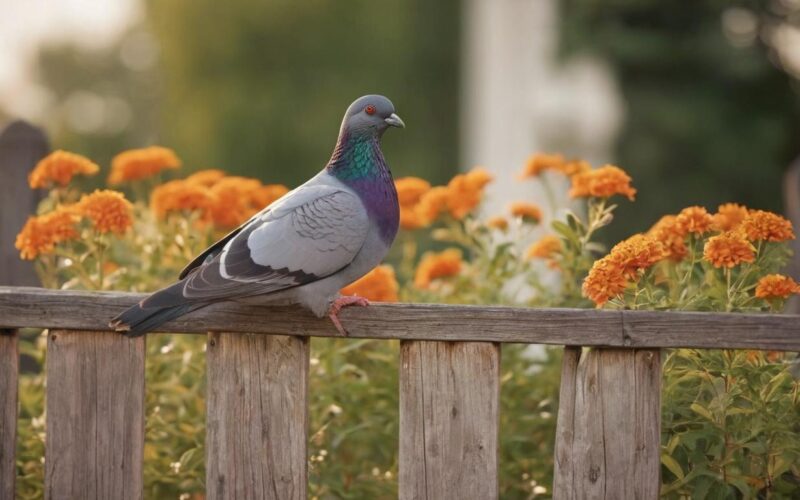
(0, 330, 18, 500)
(399, 341, 500, 500)
(206, 333, 308, 500)
(44, 330, 145, 500)
(553, 347, 661, 499)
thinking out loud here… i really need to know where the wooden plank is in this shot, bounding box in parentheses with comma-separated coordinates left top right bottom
(552, 348, 661, 500)
(45, 330, 145, 500)
(0, 286, 622, 345)
(399, 341, 500, 500)
(206, 333, 308, 500)
(0, 121, 47, 286)
(0, 330, 18, 500)
(552, 346, 581, 497)
(2, 287, 800, 350)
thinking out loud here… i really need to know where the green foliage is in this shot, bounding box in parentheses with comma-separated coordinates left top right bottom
(661, 349, 800, 497)
(559, 0, 800, 241)
(14, 151, 800, 498)
(144, 0, 461, 187)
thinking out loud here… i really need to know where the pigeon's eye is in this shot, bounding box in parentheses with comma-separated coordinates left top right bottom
(365, 105, 376, 115)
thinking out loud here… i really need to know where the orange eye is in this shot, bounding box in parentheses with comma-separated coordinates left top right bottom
(365, 105, 376, 115)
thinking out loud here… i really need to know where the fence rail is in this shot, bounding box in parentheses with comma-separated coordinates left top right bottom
(1, 286, 799, 499)
(2, 286, 800, 350)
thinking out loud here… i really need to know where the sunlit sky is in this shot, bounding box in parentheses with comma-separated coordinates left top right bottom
(0, 0, 139, 118)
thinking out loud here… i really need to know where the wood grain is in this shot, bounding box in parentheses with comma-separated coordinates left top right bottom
(399, 341, 500, 500)
(44, 330, 145, 500)
(552, 346, 581, 497)
(552, 348, 661, 500)
(0, 330, 18, 500)
(3, 286, 800, 350)
(206, 333, 308, 500)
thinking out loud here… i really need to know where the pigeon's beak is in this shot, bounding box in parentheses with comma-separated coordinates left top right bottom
(385, 113, 405, 128)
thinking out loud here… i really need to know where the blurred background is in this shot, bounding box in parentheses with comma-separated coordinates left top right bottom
(2, 0, 800, 240)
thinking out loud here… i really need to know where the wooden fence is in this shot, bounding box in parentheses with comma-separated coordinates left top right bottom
(1, 286, 799, 499)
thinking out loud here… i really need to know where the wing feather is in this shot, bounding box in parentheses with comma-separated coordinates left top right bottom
(176, 185, 369, 301)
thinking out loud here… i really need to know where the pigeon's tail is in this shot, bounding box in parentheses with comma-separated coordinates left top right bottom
(110, 281, 205, 337)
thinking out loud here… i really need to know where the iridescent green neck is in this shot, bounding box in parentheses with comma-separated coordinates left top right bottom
(326, 131, 383, 181)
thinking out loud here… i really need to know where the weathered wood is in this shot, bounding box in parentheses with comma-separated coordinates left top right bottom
(45, 330, 145, 500)
(2, 286, 800, 350)
(0, 330, 18, 500)
(552, 348, 661, 500)
(0, 121, 47, 286)
(552, 346, 581, 495)
(206, 333, 308, 500)
(399, 341, 500, 500)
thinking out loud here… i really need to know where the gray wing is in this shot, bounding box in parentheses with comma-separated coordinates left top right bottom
(176, 184, 369, 301)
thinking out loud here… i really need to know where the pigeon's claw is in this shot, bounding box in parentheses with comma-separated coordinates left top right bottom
(328, 295, 370, 336)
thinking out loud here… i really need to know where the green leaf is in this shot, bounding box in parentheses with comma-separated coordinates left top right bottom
(661, 453, 685, 480)
(690, 402, 715, 423)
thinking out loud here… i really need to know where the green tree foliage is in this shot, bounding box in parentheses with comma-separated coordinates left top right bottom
(559, 1, 800, 240)
(144, 0, 461, 186)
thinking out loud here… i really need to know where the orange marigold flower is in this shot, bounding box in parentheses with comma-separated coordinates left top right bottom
(675, 206, 714, 235)
(568, 165, 636, 201)
(526, 235, 562, 260)
(108, 146, 181, 184)
(207, 176, 263, 228)
(446, 167, 494, 219)
(703, 232, 756, 268)
(416, 186, 450, 225)
(648, 215, 688, 261)
(74, 190, 134, 234)
(340, 265, 399, 302)
(28, 150, 100, 189)
(755, 274, 800, 300)
(557, 159, 592, 177)
(150, 179, 216, 221)
(582, 234, 665, 306)
(609, 234, 667, 277)
(582, 258, 628, 307)
(519, 153, 566, 178)
(395, 177, 431, 206)
(486, 216, 508, 231)
(400, 206, 427, 230)
(414, 248, 463, 289)
(509, 202, 542, 223)
(251, 184, 289, 208)
(185, 169, 227, 187)
(712, 203, 749, 232)
(740, 210, 795, 242)
(15, 208, 81, 260)
(395, 177, 433, 230)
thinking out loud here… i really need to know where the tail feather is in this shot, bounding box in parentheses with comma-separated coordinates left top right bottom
(111, 302, 203, 337)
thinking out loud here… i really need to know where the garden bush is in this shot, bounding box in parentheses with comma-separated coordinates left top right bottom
(14, 148, 800, 498)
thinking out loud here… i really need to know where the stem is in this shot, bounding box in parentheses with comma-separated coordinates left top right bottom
(540, 174, 559, 214)
(96, 234, 106, 291)
(725, 267, 733, 312)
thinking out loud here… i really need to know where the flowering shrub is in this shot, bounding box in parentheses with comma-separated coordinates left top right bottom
(14, 148, 800, 498)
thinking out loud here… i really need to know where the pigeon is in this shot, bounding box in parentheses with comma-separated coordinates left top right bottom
(110, 95, 404, 337)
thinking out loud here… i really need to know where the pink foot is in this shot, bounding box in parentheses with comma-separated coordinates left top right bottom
(328, 295, 370, 336)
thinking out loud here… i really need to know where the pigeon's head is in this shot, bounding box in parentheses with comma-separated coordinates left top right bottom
(340, 95, 405, 137)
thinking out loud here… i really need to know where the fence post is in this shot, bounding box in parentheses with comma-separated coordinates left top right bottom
(44, 331, 146, 500)
(399, 341, 500, 500)
(205, 333, 309, 500)
(0, 329, 18, 500)
(0, 120, 48, 286)
(553, 347, 661, 499)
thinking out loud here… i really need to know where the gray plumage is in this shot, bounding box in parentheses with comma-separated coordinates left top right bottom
(111, 95, 404, 336)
